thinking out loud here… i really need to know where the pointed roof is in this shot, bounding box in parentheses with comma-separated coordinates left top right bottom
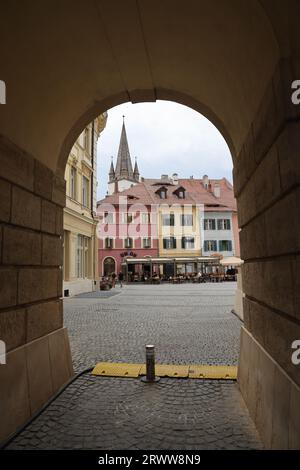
(109, 158, 115, 176)
(133, 157, 140, 180)
(108, 157, 115, 183)
(115, 118, 134, 180)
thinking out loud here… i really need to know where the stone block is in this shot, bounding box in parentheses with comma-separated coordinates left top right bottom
(255, 341, 275, 449)
(265, 189, 300, 257)
(48, 328, 71, 392)
(27, 299, 63, 342)
(271, 367, 291, 449)
(0, 178, 11, 222)
(239, 213, 267, 260)
(233, 130, 257, 197)
(63, 327, 74, 377)
(276, 122, 300, 192)
(18, 268, 59, 304)
(292, 255, 300, 321)
(237, 326, 251, 406)
(11, 186, 41, 230)
(252, 75, 280, 165)
(57, 267, 63, 298)
(243, 259, 295, 319)
(273, 58, 300, 124)
(236, 179, 257, 228)
(0, 347, 31, 443)
(0, 137, 34, 191)
(34, 160, 53, 200)
(42, 234, 63, 266)
(52, 175, 66, 208)
(3, 226, 41, 265)
(254, 144, 281, 213)
(55, 205, 64, 236)
(26, 336, 54, 414)
(289, 382, 300, 449)
(245, 296, 300, 388)
(243, 297, 266, 348)
(0, 268, 17, 308)
(41, 200, 56, 234)
(0, 308, 26, 351)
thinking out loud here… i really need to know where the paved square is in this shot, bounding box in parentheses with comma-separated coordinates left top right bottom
(64, 283, 242, 372)
(6, 283, 263, 450)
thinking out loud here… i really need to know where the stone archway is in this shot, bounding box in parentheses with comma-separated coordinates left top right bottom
(0, 0, 299, 448)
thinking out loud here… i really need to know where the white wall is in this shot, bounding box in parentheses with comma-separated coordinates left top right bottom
(202, 211, 235, 257)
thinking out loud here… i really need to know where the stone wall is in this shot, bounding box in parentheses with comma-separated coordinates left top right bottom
(236, 58, 300, 449)
(0, 136, 73, 443)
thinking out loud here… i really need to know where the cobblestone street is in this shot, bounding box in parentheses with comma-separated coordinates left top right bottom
(6, 284, 263, 450)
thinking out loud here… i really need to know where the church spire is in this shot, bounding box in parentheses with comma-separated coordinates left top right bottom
(109, 157, 115, 183)
(114, 116, 134, 180)
(133, 157, 140, 181)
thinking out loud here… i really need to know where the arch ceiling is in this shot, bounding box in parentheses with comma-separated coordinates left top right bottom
(0, 0, 285, 173)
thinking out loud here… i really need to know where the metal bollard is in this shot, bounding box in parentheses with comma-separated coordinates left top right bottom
(141, 344, 160, 383)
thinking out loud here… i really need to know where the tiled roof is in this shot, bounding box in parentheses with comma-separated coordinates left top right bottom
(97, 177, 236, 212)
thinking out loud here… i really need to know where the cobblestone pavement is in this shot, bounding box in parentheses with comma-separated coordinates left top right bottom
(7, 375, 262, 450)
(64, 283, 242, 372)
(6, 284, 263, 450)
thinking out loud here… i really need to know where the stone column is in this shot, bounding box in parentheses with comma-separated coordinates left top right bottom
(235, 58, 300, 449)
(0, 137, 74, 443)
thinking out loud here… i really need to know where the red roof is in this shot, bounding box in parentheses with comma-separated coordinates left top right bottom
(97, 178, 236, 212)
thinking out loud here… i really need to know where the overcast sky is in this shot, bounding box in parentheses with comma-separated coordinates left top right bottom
(96, 101, 232, 200)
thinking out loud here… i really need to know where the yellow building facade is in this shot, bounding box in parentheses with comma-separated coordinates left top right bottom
(158, 204, 202, 262)
(63, 114, 107, 296)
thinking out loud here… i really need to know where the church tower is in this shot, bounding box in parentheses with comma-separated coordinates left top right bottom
(108, 117, 141, 195)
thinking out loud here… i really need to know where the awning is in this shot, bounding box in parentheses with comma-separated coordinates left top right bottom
(220, 256, 244, 266)
(125, 256, 220, 264)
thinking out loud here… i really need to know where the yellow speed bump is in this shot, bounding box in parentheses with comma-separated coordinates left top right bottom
(188, 365, 237, 380)
(92, 362, 142, 378)
(92, 362, 237, 380)
(140, 364, 189, 378)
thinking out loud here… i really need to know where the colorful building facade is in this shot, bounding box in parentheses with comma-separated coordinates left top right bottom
(63, 114, 107, 296)
(97, 120, 240, 279)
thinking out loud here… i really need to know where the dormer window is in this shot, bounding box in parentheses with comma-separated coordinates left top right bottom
(173, 186, 186, 199)
(156, 186, 168, 199)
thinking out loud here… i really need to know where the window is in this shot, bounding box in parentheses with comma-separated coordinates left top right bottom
(178, 190, 185, 199)
(156, 187, 167, 199)
(82, 176, 89, 207)
(219, 240, 233, 251)
(204, 240, 217, 251)
(181, 214, 193, 226)
(124, 237, 133, 249)
(76, 235, 89, 278)
(143, 237, 151, 248)
(70, 167, 76, 199)
(181, 236, 195, 249)
(204, 219, 216, 230)
(217, 219, 231, 230)
(104, 212, 114, 224)
(163, 237, 177, 249)
(84, 128, 90, 152)
(141, 212, 151, 224)
(162, 213, 175, 226)
(105, 238, 114, 249)
(123, 213, 134, 224)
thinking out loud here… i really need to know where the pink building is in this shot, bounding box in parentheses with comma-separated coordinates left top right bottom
(97, 197, 159, 277)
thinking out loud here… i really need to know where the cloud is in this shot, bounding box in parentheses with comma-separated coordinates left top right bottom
(97, 101, 232, 200)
